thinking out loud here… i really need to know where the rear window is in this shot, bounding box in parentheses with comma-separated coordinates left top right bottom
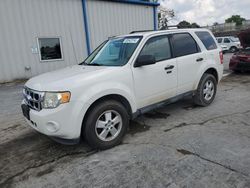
(196, 31, 217, 50)
(171, 33, 199, 57)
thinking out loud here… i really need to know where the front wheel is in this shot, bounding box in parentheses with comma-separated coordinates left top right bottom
(193, 73, 217, 107)
(83, 100, 129, 150)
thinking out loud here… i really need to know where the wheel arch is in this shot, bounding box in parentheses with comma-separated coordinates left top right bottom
(204, 68, 218, 82)
(80, 94, 133, 136)
(195, 67, 219, 90)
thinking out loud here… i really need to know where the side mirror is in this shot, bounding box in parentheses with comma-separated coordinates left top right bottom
(134, 55, 156, 67)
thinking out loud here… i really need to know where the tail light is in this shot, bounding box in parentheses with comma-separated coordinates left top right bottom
(219, 51, 223, 64)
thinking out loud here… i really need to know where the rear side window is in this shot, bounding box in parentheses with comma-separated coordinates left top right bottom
(224, 38, 230, 43)
(171, 33, 199, 57)
(196, 31, 217, 50)
(139, 35, 171, 62)
(217, 38, 222, 43)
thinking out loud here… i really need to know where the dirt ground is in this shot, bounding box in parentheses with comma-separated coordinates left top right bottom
(0, 73, 250, 188)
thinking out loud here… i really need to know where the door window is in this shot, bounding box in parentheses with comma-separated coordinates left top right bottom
(171, 33, 199, 57)
(139, 35, 171, 62)
(224, 38, 231, 43)
(217, 38, 222, 43)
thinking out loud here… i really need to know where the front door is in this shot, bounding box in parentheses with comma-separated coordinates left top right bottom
(132, 35, 177, 108)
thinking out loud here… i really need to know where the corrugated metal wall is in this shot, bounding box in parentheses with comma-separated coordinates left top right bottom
(86, 0, 154, 50)
(0, 0, 155, 82)
(0, 0, 87, 82)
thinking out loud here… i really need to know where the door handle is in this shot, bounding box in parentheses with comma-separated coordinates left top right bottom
(165, 65, 174, 70)
(196, 58, 204, 62)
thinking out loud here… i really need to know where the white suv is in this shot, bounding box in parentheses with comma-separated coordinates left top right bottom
(216, 36, 241, 53)
(22, 29, 223, 149)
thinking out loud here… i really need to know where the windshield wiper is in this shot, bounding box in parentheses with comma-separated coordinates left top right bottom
(80, 61, 102, 66)
(79, 61, 86, 65)
(87, 63, 103, 66)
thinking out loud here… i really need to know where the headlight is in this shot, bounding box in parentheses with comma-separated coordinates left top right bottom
(42, 91, 71, 109)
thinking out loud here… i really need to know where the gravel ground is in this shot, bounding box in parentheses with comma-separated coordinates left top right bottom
(0, 73, 250, 188)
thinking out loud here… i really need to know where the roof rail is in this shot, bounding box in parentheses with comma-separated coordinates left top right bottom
(130, 26, 180, 34)
(166, 25, 179, 29)
(130, 30, 154, 34)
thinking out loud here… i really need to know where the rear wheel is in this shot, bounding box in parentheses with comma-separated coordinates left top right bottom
(233, 69, 241, 74)
(230, 46, 237, 53)
(83, 100, 129, 150)
(193, 73, 217, 107)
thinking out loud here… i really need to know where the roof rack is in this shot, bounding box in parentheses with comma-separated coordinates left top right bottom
(130, 30, 154, 34)
(166, 25, 179, 29)
(130, 25, 180, 34)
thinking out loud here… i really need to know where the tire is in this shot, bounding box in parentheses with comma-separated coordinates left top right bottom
(233, 70, 241, 74)
(193, 73, 217, 107)
(83, 100, 129, 150)
(230, 46, 237, 53)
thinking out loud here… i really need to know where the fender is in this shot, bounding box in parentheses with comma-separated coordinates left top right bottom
(193, 62, 219, 91)
(72, 81, 137, 136)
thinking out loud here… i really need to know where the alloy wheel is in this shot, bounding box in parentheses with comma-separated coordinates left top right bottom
(95, 110, 122, 142)
(203, 80, 215, 101)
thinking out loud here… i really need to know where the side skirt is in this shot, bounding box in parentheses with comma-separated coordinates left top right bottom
(132, 91, 195, 119)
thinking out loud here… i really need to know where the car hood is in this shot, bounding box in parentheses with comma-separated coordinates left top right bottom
(25, 65, 110, 91)
(238, 29, 250, 48)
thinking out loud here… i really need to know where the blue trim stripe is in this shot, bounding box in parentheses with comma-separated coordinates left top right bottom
(153, 6, 157, 30)
(82, 0, 91, 55)
(82, 0, 159, 55)
(106, 0, 160, 6)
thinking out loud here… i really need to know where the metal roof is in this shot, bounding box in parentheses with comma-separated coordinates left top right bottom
(104, 0, 160, 6)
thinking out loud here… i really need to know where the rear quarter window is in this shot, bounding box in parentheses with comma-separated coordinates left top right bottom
(195, 31, 217, 50)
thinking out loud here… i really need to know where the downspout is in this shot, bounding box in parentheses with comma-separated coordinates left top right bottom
(82, 0, 91, 55)
(153, 6, 158, 31)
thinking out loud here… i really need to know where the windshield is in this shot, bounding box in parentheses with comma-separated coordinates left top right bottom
(82, 36, 142, 66)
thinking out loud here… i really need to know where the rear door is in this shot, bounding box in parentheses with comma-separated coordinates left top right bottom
(195, 30, 221, 69)
(132, 35, 177, 108)
(170, 33, 205, 94)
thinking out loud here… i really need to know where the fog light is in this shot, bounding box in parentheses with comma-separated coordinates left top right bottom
(46, 121, 60, 133)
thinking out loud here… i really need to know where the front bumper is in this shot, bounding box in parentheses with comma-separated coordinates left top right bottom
(22, 100, 83, 142)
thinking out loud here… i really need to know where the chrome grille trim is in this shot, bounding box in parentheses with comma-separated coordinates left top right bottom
(23, 87, 44, 111)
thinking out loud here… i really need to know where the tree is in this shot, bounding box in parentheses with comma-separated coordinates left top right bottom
(191, 23, 200, 28)
(213, 22, 219, 26)
(177, 20, 191, 28)
(177, 20, 200, 28)
(158, 6, 175, 30)
(225, 15, 246, 26)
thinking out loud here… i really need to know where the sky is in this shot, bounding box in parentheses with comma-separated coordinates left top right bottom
(160, 0, 250, 26)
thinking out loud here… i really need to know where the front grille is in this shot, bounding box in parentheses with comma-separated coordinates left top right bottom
(23, 87, 44, 111)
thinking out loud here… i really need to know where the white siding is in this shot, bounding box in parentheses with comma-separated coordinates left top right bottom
(0, 0, 156, 82)
(0, 0, 87, 82)
(86, 0, 154, 50)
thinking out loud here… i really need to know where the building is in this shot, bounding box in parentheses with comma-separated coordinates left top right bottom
(206, 20, 250, 37)
(0, 0, 159, 83)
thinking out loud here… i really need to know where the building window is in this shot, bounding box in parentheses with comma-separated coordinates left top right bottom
(38, 37, 63, 61)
